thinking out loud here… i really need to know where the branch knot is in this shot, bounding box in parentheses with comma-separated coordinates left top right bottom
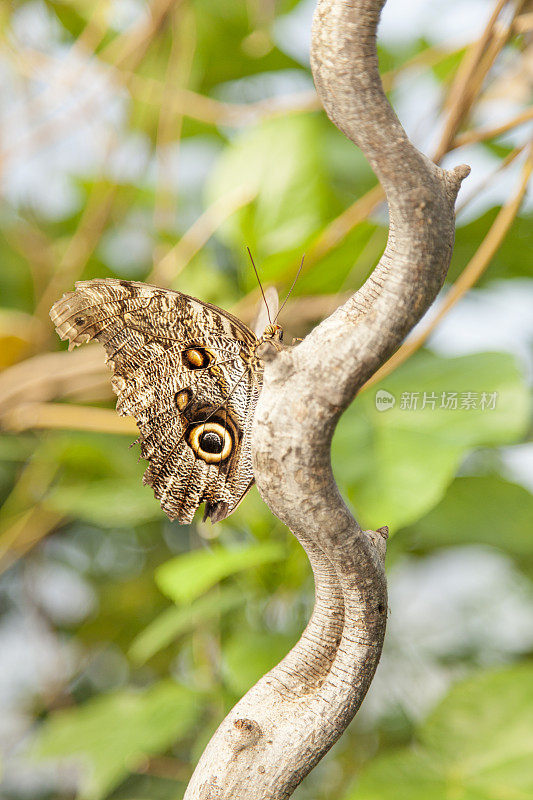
(444, 163, 471, 205)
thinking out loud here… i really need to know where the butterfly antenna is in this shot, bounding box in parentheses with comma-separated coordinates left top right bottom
(247, 246, 271, 325)
(274, 253, 305, 323)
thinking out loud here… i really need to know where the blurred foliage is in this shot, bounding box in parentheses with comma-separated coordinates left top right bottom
(403, 475, 533, 572)
(0, 1, 532, 799)
(346, 663, 533, 800)
(155, 541, 286, 604)
(450, 211, 533, 283)
(335, 351, 529, 531)
(32, 682, 202, 800)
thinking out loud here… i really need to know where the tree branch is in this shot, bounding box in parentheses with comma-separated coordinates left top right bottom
(183, 1, 469, 797)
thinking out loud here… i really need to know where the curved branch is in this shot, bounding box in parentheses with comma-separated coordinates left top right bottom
(184, 1, 469, 797)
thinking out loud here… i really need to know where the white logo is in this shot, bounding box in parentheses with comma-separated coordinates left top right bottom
(375, 390, 396, 412)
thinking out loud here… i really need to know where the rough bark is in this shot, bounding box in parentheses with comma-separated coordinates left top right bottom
(183, 1, 469, 797)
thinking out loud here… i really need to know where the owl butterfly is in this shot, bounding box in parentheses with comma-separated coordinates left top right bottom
(50, 276, 284, 524)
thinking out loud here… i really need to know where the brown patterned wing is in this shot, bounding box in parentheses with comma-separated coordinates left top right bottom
(50, 279, 261, 524)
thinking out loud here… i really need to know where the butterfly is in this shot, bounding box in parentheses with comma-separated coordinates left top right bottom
(50, 275, 284, 524)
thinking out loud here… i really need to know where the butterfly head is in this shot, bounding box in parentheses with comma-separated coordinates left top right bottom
(263, 323, 283, 342)
(257, 323, 283, 353)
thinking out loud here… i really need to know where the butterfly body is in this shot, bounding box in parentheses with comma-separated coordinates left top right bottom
(50, 279, 276, 524)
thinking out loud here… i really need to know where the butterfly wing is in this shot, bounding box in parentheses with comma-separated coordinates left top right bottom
(50, 278, 260, 524)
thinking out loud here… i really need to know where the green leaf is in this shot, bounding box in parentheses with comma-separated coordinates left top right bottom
(430, 46, 466, 83)
(345, 663, 533, 800)
(45, 479, 162, 527)
(333, 352, 529, 531)
(223, 629, 295, 694)
(155, 542, 285, 605)
(193, 0, 301, 91)
(346, 750, 447, 800)
(206, 115, 328, 271)
(32, 681, 201, 800)
(39, 432, 142, 483)
(297, 221, 386, 296)
(421, 665, 533, 774)
(404, 476, 533, 569)
(450, 211, 533, 283)
(129, 588, 244, 665)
